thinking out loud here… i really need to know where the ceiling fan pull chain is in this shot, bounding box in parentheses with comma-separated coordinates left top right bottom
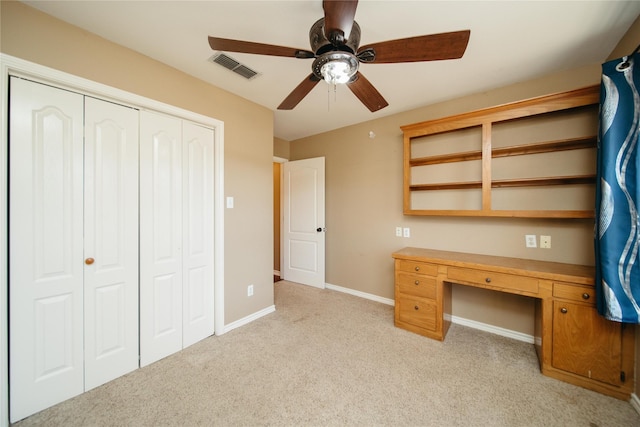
(327, 84, 330, 112)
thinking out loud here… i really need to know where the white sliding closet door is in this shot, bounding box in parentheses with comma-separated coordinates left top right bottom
(139, 111, 184, 366)
(182, 122, 215, 348)
(83, 96, 139, 390)
(139, 112, 215, 366)
(9, 77, 85, 422)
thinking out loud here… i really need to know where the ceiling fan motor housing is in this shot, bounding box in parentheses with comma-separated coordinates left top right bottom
(311, 51, 359, 82)
(310, 18, 361, 55)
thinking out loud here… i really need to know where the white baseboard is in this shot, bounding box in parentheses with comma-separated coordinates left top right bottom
(448, 314, 535, 344)
(324, 282, 534, 344)
(325, 282, 395, 306)
(221, 304, 275, 334)
(631, 392, 640, 415)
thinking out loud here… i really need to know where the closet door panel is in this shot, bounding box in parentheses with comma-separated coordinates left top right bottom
(182, 122, 215, 348)
(83, 97, 139, 390)
(140, 110, 183, 366)
(9, 77, 85, 422)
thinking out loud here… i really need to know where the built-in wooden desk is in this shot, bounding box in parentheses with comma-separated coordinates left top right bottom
(392, 247, 635, 400)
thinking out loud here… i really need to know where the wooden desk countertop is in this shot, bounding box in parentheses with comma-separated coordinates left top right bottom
(392, 247, 595, 286)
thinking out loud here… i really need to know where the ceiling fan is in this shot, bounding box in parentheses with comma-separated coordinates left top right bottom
(208, 0, 470, 112)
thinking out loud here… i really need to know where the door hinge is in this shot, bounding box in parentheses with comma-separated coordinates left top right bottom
(621, 371, 626, 383)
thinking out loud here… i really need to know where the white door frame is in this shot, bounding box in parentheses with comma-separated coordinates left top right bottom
(273, 156, 287, 278)
(0, 54, 226, 427)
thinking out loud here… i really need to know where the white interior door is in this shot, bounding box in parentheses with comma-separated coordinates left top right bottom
(139, 110, 183, 367)
(283, 157, 326, 288)
(83, 97, 139, 390)
(182, 122, 215, 348)
(9, 77, 85, 422)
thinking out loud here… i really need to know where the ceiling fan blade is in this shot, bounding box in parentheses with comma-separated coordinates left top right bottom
(323, 0, 358, 45)
(278, 74, 322, 110)
(347, 72, 388, 112)
(208, 37, 315, 59)
(358, 30, 470, 64)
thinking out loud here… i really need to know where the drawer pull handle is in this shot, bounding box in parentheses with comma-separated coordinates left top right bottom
(485, 277, 491, 283)
(414, 280, 420, 285)
(560, 307, 568, 314)
(85, 258, 95, 265)
(414, 305, 419, 310)
(415, 266, 420, 272)
(582, 293, 590, 300)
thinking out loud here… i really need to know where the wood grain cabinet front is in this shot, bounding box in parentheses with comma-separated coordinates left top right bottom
(394, 259, 444, 340)
(546, 281, 635, 398)
(551, 300, 623, 386)
(392, 248, 635, 400)
(396, 294, 438, 332)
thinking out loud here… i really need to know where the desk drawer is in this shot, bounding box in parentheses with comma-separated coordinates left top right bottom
(396, 294, 437, 331)
(447, 267, 539, 295)
(553, 282, 595, 306)
(397, 273, 437, 299)
(396, 260, 438, 276)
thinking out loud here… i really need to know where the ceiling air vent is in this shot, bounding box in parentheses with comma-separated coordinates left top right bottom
(209, 53, 260, 80)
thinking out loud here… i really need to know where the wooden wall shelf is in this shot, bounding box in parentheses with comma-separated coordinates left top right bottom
(400, 86, 600, 218)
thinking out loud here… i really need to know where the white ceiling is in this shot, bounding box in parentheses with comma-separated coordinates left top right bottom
(22, 1, 640, 141)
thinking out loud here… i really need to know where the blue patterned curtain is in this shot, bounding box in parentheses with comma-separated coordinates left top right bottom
(595, 50, 640, 323)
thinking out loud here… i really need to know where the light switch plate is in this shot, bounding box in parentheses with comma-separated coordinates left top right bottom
(525, 234, 537, 248)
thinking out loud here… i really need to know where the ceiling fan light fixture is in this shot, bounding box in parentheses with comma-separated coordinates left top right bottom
(321, 60, 356, 84)
(312, 52, 359, 85)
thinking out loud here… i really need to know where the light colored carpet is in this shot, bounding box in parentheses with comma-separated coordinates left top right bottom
(13, 280, 640, 426)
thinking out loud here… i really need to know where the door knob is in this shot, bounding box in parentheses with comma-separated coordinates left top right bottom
(85, 258, 95, 265)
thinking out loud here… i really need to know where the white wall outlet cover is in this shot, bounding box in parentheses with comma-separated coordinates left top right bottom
(540, 235, 551, 249)
(226, 196, 234, 209)
(403, 227, 410, 238)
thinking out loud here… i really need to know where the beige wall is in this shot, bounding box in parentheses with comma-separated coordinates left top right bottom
(1, 1, 275, 324)
(273, 137, 290, 160)
(290, 64, 605, 336)
(608, 14, 640, 61)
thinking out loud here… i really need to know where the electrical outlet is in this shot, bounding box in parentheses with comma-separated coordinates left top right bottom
(396, 227, 402, 237)
(540, 235, 551, 249)
(403, 227, 410, 238)
(525, 234, 537, 248)
(247, 284, 254, 297)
